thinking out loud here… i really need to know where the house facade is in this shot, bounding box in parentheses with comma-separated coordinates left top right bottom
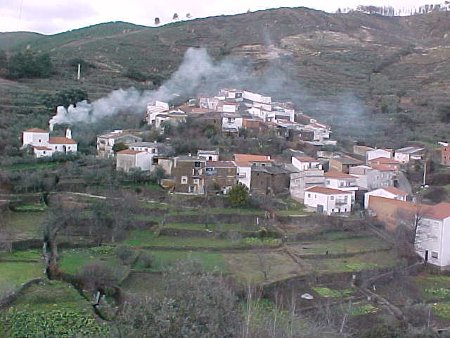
(205, 161, 237, 193)
(250, 165, 291, 195)
(97, 130, 143, 158)
(22, 128, 77, 158)
(350, 165, 394, 191)
(233, 154, 272, 189)
(329, 156, 363, 173)
(366, 149, 392, 163)
(440, 142, 450, 166)
(116, 149, 153, 172)
(415, 203, 450, 268)
(394, 147, 425, 163)
(324, 171, 358, 203)
(304, 186, 352, 215)
(364, 187, 408, 209)
(172, 156, 206, 194)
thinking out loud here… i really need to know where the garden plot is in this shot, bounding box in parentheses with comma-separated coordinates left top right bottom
(288, 236, 391, 257)
(223, 251, 300, 283)
(0, 280, 109, 337)
(2, 211, 45, 240)
(0, 250, 44, 294)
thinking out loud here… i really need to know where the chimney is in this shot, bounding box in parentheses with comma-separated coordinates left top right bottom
(49, 121, 54, 132)
(66, 128, 72, 139)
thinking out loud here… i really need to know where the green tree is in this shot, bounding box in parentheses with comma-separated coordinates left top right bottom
(227, 183, 249, 207)
(112, 142, 128, 153)
(7, 50, 52, 79)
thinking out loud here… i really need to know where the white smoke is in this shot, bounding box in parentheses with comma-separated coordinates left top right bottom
(49, 48, 244, 128)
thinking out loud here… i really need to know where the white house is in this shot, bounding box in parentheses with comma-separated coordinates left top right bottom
(415, 203, 450, 268)
(304, 122, 331, 142)
(233, 154, 272, 189)
(366, 149, 392, 163)
(292, 156, 322, 171)
(350, 165, 394, 191)
(22, 128, 77, 157)
(97, 130, 143, 158)
(364, 186, 408, 209)
(116, 149, 153, 172)
(145, 101, 169, 125)
(222, 114, 243, 133)
(197, 149, 219, 161)
(324, 171, 358, 202)
(394, 146, 425, 163)
(289, 167, 325, 202)
(33, 146, 54, 158)
(304, 186, 352, 215)
(22, 128, 50, 148)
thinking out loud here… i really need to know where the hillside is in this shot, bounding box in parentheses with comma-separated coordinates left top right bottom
(0, 7, 449, 151)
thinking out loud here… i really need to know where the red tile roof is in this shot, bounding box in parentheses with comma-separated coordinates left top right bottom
(48, 137, 77, 144)
(234, 154, 271, 165)
(24, 128, 47, 133)
(370, 164, 397, 171)
(206, 161, 236, 168)
(382, 186, 408, 196)
(325, 171, 356, 179)
(369, 157, 400, 164)
(306, 186, 352, 195)
(294, 156, 318, 162)
(117, 149, 143, 155)
(425, 203, 450, 220)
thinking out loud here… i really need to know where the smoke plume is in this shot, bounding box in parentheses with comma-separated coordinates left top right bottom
(49, 48, 246, 128)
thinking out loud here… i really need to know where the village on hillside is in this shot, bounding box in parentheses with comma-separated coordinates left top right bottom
(22, 88, 450, 269)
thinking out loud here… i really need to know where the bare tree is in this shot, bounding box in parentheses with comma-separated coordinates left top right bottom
(115, 260, 241, 337)
(154, 17, 160, 25)
(172, 13, 179, 20)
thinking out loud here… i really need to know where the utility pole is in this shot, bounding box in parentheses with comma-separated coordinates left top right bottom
(77, 63, 81, 81)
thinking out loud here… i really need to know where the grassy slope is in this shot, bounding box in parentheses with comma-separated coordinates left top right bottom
(0, 9, 449, 147)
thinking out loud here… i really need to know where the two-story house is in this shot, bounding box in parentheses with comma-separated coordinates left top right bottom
(304, 186, 352, 215)
(116, 149, 153, 173)
(415, 203, 450, 268)
(324, 171, 358, 203)
(96, 130, 143, 158)
(364, 186, 408, 209)
(205, 161, 237, 193)
(172, 155, 206, 194)
(233, 154, 272, 189)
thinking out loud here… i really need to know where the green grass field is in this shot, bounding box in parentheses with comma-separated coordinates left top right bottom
(3, 211, 45, 240)
(288, 236, 390, 257)
(0, 251, 45, 300)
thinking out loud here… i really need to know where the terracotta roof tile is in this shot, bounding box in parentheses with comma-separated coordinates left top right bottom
(233, 154, 271, 165)
(48, 137, 76, 144)
(306, 186, 352, 195)
(24, 128, 47, 133)
(382, 186, 408, 196)
(425, 203, 450, 220)
(117, 149, 143, 155)
(325, 171, 357, 179)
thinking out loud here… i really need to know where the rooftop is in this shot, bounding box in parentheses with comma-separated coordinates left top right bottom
(117, 149, 144, 155)
(382, 186, 408, 196)
(234, 154, 271, 165)
(48, 137, 76, 145)
(206, 161, 236, 168)
(24, 128, 48, 133)
(424, 203, 450, 220)
(294, 156, 319, 162)
(369, 157, 400, 164)
(331, 156, 363, 165)
(306, 186, 352, 195)
(325, 171, 357, 179)
(396, 146, 424, 154)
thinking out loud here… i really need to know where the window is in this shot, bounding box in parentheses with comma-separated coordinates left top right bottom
(181, 176, 188, 184)
(330, 196, 334, 200)
(307, 193, 311, 198)
(432, 252, 438, 259)
(194, 161, 201, 168)
(193, 178, 199, 184)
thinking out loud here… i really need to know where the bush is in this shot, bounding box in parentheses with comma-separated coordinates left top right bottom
(7, 50, 52, 79)
(227, 183, 249, 208)
(138, 252, 154, 269)
(115, 245, 135, 265)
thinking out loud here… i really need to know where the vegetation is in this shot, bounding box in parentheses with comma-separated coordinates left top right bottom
(6, 50, 52, 79)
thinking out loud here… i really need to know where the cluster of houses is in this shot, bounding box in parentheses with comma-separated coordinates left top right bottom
(145, 89, 334, 145)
